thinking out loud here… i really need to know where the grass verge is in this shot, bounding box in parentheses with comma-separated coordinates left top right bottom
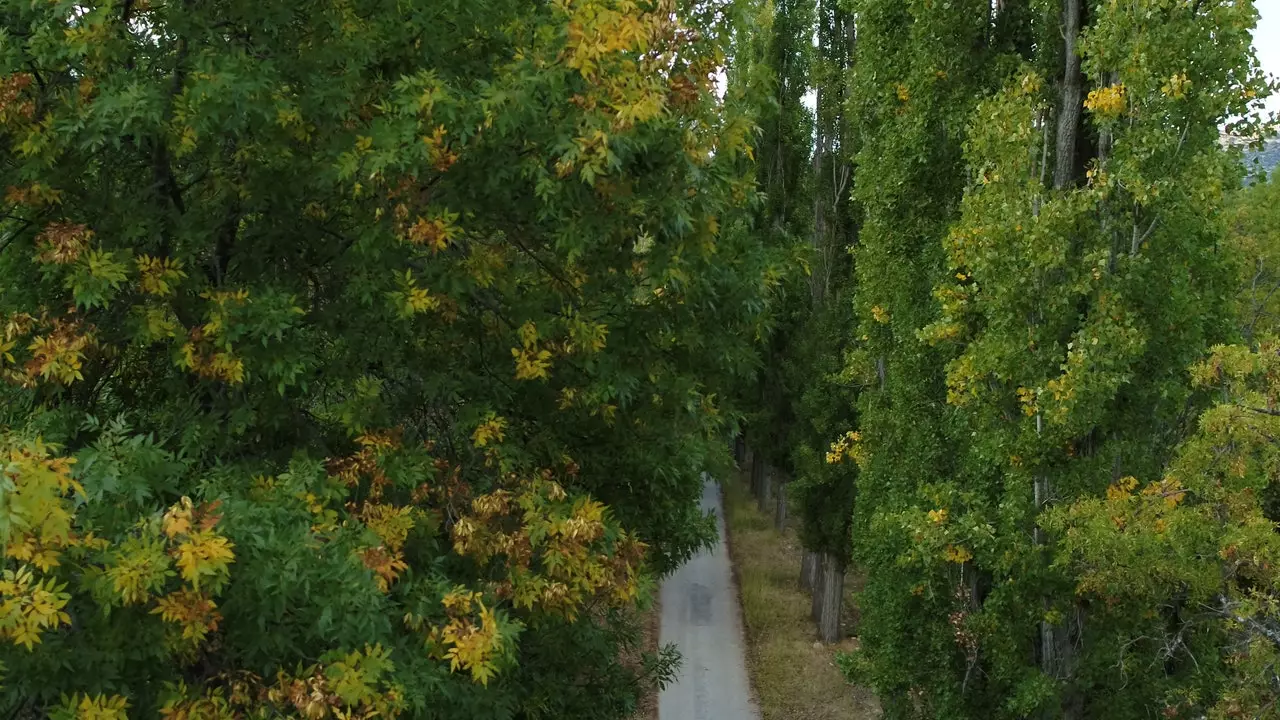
(626, 601, 660, 720)
(722, 472, 881, 720)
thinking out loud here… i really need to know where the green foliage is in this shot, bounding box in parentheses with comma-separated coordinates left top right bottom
(781, 0, 861, 561)
(0, 0, 774, 716)
(843, 0, 998, 713)
(1050, 339, 1280, 719)
(1228, 172, 1280, 342)
(839, 0, 1275, 717)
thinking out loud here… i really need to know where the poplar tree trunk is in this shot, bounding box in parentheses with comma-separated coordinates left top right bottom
(751, 451, 765, 503)
(1053, 0, 1084, 190)
(774, 477, 787, 531)
(816, 552, 845, 643)
(759, 464, 773, 514)
(811, 559, 824, 622)
(800, 551, 819, 591)
(1046, 2, 1086, 715)
(812, 100, 828, 305)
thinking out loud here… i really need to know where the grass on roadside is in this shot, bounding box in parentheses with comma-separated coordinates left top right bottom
(722, 472, 881, 720)
(624, 602, 660, 720)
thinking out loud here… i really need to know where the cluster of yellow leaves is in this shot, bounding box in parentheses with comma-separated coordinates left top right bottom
(1016, 386, 1039, 417)
(945, 354, 981, 407)
(137, 305, 181, 343)
(512, 321, 553, 381)
(106, 535, 171, 605)
(1019, 71, 1043, 95)
(387, 270, 439, 318)
(326, 431, 426, 592)
(554, 0, 679, 172)
(117, 497, 237, 648)
(422, 125, 458, 173)
(471, 413, 507, 448)
(2, 438, 80, 549)
(943, 544, 973, 564)
(179, 289, 251, 384)
(24, 318, 94, 386)
(329, 430, 401, 500)
(825, 430, 866, 467)
(403, 210, 459, 253)
(0, 566, 71, 650)
(136, 255, 186, 297)
(269, 646, 405, 719)
(1, 438, 82, 649)
(463, 244, 507, 289)
(421, 587, 508, 686)
(1102, 476, 1186, 531)
(563, 311, 609, 354)
(153, 589, 223, 644)
(451, 477, 646, 625)
(53, 693, 130, 720)
(355, 503, 416, 592)
(1084, 83, 1127, 118)
(902, 501, 977, 570)
(6, 182, 63, 209)
(169, 513, 235, 590)
(1161, 72, 1191, 100)
(160, 645, 405, 720)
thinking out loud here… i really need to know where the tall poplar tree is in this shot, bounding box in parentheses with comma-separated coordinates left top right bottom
(786, 0, 860, 644)
(841, 0, 998, 711)
(913, 0, 1270, 716)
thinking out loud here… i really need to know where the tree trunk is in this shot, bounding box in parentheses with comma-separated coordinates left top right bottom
(812, 98, 828, 305)
(774, 477, 787, 531)
(800, 550, 818, 591)
(747, 448, 757, 499)
(1036, 472, 1083, 720)
(1052, 0, 1084, 190)
(811, 558, 824, 622)
(758, 464, 773, 514)
(816, 552, 845, 643)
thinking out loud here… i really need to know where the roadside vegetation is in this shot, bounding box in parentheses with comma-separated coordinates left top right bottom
(722, 473, 880, 720)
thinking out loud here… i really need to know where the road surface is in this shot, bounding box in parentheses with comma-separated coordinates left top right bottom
(659, 475, 761, 720)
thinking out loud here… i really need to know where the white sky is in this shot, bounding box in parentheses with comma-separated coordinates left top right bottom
(1258, 0, 1280, 115)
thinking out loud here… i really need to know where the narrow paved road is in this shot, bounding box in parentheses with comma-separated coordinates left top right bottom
(659, 475, 761, 720)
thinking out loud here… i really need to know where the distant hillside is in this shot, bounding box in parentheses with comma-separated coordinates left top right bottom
(1245, 138, 1280, 180)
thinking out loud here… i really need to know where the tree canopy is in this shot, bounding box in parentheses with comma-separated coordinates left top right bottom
(3, 0, 1280, 718)
(0, 1, 775, 716)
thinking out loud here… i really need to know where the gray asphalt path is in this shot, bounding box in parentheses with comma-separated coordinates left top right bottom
(659, 475, 761, 720)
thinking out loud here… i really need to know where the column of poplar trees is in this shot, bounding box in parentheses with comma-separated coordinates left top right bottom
(755, 0, 1277, 716)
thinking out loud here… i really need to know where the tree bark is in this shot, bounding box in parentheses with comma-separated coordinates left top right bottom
(800, 550, 819, 591)
(758, 465, 773, 514)
(812, 92, 828, 305)
(816, 552, 845, 643)
(774, 477, 788, 531)
(1052, 0, 1084, 190)
(1036, 471, 1083, 720)
(811, 558, 824, 622)
(751, 451, 765, 502)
